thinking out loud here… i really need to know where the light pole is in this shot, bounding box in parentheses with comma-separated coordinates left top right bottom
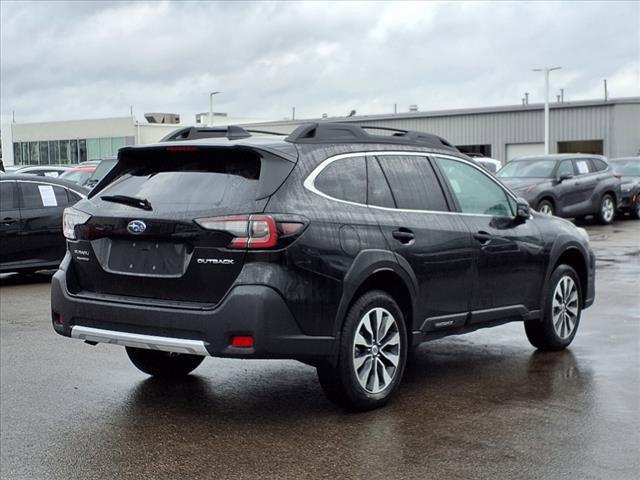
(208, 91, 220, 126)
(532, 67, 562, 154)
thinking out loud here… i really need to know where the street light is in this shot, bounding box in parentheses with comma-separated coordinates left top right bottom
(208, 91, 220, 126)
(532, 67, 562, 154)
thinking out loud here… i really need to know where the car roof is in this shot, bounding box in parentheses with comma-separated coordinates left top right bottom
(512, 154, 608, 162)
(0, 174, 90, 193)
(610, 156, 640, 161)
(122, 123, 464, 161)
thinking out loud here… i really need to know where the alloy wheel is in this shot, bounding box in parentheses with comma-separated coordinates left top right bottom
(601, 196, 615, 223)
(352, 307, 401, 394)
(551, 276, 579, 339)
(539, 203, 553, 216)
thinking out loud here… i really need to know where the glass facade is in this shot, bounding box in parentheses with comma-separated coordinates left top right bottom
(12, 136, 134, 165)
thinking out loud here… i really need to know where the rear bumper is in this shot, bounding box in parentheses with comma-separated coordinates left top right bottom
(51, 266, 334, 360)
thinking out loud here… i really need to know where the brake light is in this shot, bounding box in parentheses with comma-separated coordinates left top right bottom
(195, 215, 278, 249)
(166, 146, 198, 152)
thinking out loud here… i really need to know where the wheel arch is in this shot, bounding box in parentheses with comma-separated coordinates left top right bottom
(332, 250, 418, 357)
(546, 245, 589, 309)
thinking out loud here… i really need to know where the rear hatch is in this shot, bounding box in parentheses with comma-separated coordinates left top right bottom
(69, 144, 294, 306)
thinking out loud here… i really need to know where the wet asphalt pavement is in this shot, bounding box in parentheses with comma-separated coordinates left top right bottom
(1, 219, 638, 480)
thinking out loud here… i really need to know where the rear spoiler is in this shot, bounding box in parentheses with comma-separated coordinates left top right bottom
(88, 145, 297, 201)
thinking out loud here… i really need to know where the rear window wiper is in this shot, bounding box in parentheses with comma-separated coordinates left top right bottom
(100, 195, 152, 211)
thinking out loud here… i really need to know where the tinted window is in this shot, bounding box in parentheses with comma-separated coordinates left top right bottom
(436, 157, 513, 217)
(101, 150, 261, 214)
(591, 158, 608, 172)
(0, 182, 17, 210)
(574, 159, 592, 175)
(376, 155, 448, 211)
(556, 160, 574, 177)
(366, 156, 395, 208)
(19, 182, 69, 209)
(315, 156, 366, 204)
(67, 190, 82, 204)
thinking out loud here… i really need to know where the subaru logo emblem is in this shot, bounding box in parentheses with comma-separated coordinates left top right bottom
(127, 220, 146, 235)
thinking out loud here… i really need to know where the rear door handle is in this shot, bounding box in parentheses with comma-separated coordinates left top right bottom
(392, 229, 415, 244)
(473, 231, 493, 245)
(2, 217, 17, 225)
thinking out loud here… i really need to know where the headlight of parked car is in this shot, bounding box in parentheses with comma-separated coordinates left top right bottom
(63, 207, 91, 240)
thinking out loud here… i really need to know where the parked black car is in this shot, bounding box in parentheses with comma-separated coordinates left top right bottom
(498, 154, 622, 224)
(609, 156, 640, 219)
(51, 124, 595, 411)
(0, 175, 88, 273)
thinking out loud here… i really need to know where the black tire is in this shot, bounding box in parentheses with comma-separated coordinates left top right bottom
(126, 347, 204, 378)
(525, 265, 582, 351)
(631, 200, 640, 220)
(317, 290, 408, 411)
(595, 194, 615, 225)
(537, 199, 555, 216)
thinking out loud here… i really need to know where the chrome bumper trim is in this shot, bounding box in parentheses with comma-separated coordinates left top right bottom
(70, 326, 209, 355)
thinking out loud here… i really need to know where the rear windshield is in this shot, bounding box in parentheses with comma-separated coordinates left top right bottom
(498, 159, 557, 178)
(99, 149, 261, 213)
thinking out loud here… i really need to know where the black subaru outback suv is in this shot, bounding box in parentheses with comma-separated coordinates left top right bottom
(52, 123, 595, 411)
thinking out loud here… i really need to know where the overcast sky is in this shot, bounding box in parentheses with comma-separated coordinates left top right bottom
(1, 0, 639, 132)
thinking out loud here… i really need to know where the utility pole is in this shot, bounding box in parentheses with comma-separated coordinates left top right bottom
(209, 91, 220, 126)
(292, 107, 296, 121)
(533, 66, 562, 155)
(604, 79, 608, 101)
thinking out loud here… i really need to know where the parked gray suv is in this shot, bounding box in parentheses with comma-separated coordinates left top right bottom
(498, 154, 622, 224)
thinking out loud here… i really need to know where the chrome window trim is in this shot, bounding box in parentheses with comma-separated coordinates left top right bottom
(303, 150, 518, 218)
(71, 326, 209, 356)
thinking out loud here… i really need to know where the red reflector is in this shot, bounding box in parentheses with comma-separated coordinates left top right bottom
(166, 146, 198, 152)
(231, 335, 254, 348)
(52, 312, 64, 326)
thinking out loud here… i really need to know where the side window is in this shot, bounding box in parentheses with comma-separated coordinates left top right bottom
(556, 160, 574, 178)
(435, 157, 513, 217)
(0, 182, 17, 210)
(19, 183, 69, 209)
(591, 158, 608, 172)
(314, 156, 366, 204)
(574, 159, 592, 175)
(376, 155, 449, 211)
(366, 156, 395, 208)
(66, 189, 82, 204)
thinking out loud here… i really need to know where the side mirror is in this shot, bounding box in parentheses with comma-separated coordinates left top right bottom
(516, 198, 531, 220)
(557, 173, 573, 183)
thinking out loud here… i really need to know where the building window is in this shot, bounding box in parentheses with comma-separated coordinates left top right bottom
(557, 140, 603, 155)
(456, 144, 492, 157)
(29, 142, 39, 165)
(79, 139, 87, 163)
(13, 143, 21, 165)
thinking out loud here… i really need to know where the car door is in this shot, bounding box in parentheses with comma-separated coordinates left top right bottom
(569, 158, 598, 213)
(432, 155, 546, 322)
(368, 154, 474, 333)
(18, 180, 70, 264)
(553, 159, 580, 215)
(0, 180, 22, 265)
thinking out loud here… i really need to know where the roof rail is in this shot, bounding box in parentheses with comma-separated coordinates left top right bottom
(285, 122, 458, 150)
(160, 125, 252, 142)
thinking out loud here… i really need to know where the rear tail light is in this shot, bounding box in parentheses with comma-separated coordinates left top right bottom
(63, 208, 92, 240)
(195, 214, 306, 249)
(613, 171, 622, 179)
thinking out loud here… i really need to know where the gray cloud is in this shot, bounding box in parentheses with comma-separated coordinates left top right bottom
(1, 0, 639, 128)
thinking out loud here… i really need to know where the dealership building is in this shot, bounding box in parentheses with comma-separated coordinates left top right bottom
(5, 96, 639, 166)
